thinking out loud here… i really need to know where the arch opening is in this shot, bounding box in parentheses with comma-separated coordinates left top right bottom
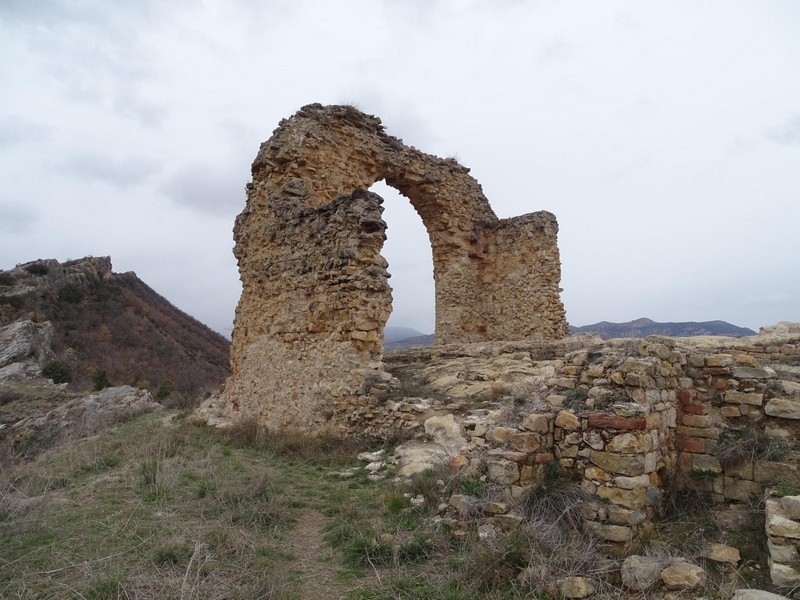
(369, 180, 434, 347)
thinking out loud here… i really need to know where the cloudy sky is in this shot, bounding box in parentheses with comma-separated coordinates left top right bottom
(1, 1, 798, 337)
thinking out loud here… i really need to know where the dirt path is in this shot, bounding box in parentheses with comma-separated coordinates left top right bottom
(282, 509, 349, 600)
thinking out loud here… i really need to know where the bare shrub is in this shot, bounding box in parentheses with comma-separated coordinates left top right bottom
(717, 427, 787, 470)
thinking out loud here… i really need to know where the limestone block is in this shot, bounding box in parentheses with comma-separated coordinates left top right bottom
(733, 366, 777, 380)
(555, 411, 580, 431)
(621, 555, 664, 591)
(704, 543, 740, 564)
(582, 430, 604, 450)
(487, 459, 520, 484)
(660, 560, 705, 590)
(424, 414, 466, 450)
(584, 466, 612, 482)
(614, 474, 651, 489)
(584, 520, 633, 542)
(590, 451, 645, 477)
(606, 432, 652, 454)
(768, 539, 798, 564)
(770, 560, 800, 588)
(753, 460, 800, 483)
(692, 454, 722, 474)
(724, 477, 762, 501)
(486, 426, 518, 444)
(606, 506, 647, 526)
(682, 414, 712, 427)
(725, 391, 764, 406)
(720, 405, 742, 417)
(782, 496, 800, 520)
(766, 513, 800, 539)
(521, 412, 551, 433)
(765, 398, 800, 420)
(510, 432, 541, 452)
(675, 425, 719, 439)
(706, 355, 732, 367)
(596, 485, 646, 509)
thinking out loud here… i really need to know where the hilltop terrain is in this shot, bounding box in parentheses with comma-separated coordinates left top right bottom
(0, 257, 229, 396)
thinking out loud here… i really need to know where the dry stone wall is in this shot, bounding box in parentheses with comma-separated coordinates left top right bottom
(221, 104, 568, 432)
(376, 323, 800, 559)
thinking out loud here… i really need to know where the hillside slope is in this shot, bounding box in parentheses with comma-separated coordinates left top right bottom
(0, 256, 230, 394)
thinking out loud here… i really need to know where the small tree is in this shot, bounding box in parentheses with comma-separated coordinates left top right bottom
(92, 370, 111, 391)
(42, 360, 73, 384)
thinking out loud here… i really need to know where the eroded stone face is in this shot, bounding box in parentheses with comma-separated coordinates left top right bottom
(223, 104, 568, 433)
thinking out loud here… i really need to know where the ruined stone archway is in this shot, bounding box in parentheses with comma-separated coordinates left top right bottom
(222, 104, 568, 433)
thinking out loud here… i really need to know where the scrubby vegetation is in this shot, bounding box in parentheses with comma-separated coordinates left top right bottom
(2, 411, 789, 599)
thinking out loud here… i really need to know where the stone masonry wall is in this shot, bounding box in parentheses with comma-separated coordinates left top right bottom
(221, 104, 568, 432)
(376, 323, 800, 556)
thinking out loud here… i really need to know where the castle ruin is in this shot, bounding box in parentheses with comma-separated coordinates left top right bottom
(221, 104, 568, 432)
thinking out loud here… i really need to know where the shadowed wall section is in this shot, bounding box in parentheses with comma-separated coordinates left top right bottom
(222, 104, 568, 433)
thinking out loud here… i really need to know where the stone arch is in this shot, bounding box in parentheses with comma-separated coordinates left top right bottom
(223, 104, 568, 433)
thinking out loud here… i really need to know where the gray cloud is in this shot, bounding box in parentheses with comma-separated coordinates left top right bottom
(161, 164, 247, 217)
(0, 117, 48, 149)
(60, 154, 160, 189)
(766, 115, 800, 146)
(0, 202, 38, 234)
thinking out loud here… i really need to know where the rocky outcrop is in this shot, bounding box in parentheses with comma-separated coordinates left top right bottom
(0, 320, 54, 378)
(0, 256, 230, 394)
(7, 385, 162, 457)
(220, 103, 568, 434)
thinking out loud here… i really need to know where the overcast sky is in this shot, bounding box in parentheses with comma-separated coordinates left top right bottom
(2, 1, 798, 337)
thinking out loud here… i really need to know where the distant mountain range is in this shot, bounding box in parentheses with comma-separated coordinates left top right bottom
(384, 318, 756, 350)
(568, 318, 756, 339)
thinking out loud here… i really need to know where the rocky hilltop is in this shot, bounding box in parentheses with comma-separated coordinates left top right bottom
(0, 257, 229, 395)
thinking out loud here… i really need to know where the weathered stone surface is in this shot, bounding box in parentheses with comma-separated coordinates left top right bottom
(766, 513, 800, 539)
(587, 413, 646, 430)
(424, 414, 466, 451)
(596, 486, 645, 509)
(765, 398, 800, 420)
(590, 451, 645, 476)
(11, 386, 162, 443)
(510, 432, 541, 452)
(768, 539, 798, 564)
(394, 441, 452, 477)
(0, 320, 55, 372)
(704, 542, 740, 564)
(732, 366, 776, 380)
(220, 104, 568, 433)
(584, 520, 633, 542)
(770, 561, 800, 587)
(486, 426, 518, 444)
(521, 412, 551, 433)
(725, 391, 764, 406)
(621, 555, 663, 591)
(660, 560, 704, 590)
(555, 410, 580, 430)
(781, 496, 800, 520)
(606, 432, 652, 454)
(487, 459, 520, 484)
